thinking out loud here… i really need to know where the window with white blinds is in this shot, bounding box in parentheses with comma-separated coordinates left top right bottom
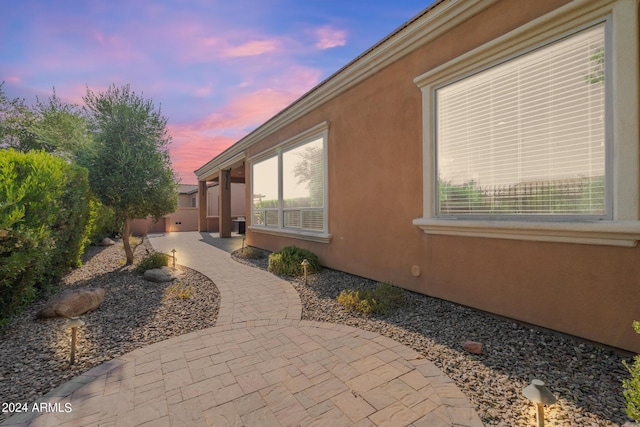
(251, 132, 327, 234)
(435, 23, 607, 217)
(252, 155, 279, 227)
(283, 137, 325, 230)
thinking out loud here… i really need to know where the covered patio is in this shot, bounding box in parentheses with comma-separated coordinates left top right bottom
(195, 152, 246, 237)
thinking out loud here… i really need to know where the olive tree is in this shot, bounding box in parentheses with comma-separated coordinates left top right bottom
(83, 84, 177, 264)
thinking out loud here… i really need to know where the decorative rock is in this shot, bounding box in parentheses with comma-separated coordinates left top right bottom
(462, 341, 483, 355)
(143, 266, 176, 283)
(36, 288, 105, 318)
(100, 238, 115, 246)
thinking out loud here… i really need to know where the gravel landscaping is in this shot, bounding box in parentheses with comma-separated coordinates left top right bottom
(0, 238, 219, 424)
(0, 238, 635, 426)
(232, 247, 636, 427)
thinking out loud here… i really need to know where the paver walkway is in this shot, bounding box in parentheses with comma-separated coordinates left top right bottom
(2, 232, 483, 427)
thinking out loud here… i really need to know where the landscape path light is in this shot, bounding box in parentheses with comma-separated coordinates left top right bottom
(64, 317, 85, 365)
(171, 249, 177, 269)
(523, 379, 557, 427)
(301, 259, 310, 285)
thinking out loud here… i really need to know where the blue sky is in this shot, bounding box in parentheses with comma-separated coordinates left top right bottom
(1, 0, 434, 183)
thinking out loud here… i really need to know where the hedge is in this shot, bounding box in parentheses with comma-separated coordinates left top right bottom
(0, 149, 92, 323)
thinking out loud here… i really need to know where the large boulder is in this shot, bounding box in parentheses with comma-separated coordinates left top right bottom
(143, 266, 176, 283)
(36, 288, 105, 318)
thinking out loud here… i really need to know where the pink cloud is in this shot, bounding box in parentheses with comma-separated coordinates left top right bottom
(313, 25, 347, 49)
(168, 124, 237, 183)
(222, 39, 280, 57)
(4, 76, 21, 84)
(201, 89, 293, 131)
(166, 65, 322, 183)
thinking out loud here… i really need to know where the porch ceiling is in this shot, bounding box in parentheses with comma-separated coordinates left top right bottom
(201, 159, 245, 184)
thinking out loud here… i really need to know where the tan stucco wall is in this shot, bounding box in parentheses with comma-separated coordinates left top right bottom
(242, 0, 640, 352)
(130, 208, 200, 235)
(207, 183, 246, 217)
(166, 208, 199, 232)
(178, 193, 196, 208)
(131, 216, 167, 236)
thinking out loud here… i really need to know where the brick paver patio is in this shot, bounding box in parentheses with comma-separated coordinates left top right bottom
(1, 232, 483, 426)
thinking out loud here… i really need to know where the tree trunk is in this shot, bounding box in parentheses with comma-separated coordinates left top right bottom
(123, 216, 134, 265)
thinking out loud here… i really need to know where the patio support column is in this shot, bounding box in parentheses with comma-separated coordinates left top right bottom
(219, 168, 232, 238)
(198, 180, 208, 232)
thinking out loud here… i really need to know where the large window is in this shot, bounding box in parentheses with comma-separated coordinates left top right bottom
(414, 1, 640, 247)
(435, 23, 607, 218)
(251, 124, 328, 240)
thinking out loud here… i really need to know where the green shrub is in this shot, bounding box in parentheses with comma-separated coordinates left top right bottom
(0, 149, 92, 321)
(136, 252, 170, 273)
(337, 282, 404, 315)
(86, 198, 119, 244)
(46, 164, 91, 278)
(623, 321, 640, 422)
(268, 246, 320, 277)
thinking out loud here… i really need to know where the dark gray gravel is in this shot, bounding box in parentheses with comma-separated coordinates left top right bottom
(232, 247, 636, 427)
(0, 238, 219, 423)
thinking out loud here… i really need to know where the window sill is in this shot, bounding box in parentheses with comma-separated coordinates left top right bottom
(249, 226, 332, 243)
(412, 218, 640, 247)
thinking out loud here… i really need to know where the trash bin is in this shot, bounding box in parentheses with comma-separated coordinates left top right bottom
(233, 218, 246, 234)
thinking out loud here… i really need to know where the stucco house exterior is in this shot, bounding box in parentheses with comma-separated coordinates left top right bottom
(195, 0, 640, 353)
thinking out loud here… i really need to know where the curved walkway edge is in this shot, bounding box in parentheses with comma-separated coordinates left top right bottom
(1, 232, 483, 427)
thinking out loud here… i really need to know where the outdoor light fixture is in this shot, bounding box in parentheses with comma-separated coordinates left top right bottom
(171, 249, 177, 269)
(523, 379, 557, 427)
(301, 259, 310, 285)
(64, 317, 85, 365)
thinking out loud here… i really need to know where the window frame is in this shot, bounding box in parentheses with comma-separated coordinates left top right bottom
(249, 122, 331, 243)
(433, 21, 611, 221)
(413, 0, 640, 247)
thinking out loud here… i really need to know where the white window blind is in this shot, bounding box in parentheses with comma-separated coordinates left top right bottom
(252, 156, 279, 226)
(251, 132, 326, 233)
(283, 137, 325, 230)
(436, 23, 606, 216)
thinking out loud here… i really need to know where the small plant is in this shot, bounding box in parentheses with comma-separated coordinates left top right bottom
(241, 246, 265, 260)
(135, 252, 170, 273)
(268, 246, 320, 277)
(623, 321, 640, 422)
(163, 282, 193, 301)
(337, 282, 404, 315)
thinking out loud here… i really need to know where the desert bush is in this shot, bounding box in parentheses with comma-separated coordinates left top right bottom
(163, 282, 193, 301)
(240, 246, 265, 260)
(0, 149, 92, 322)
(623, 321, 640, 422)
(268, 246, 320, 277)
(136, 252, 170, 273)
(337, 282, 404, 315)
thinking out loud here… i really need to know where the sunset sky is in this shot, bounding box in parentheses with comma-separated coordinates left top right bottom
(1, 1, 433, 183)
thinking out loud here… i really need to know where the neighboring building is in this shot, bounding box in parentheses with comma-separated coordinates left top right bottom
(194, 0, 640, 352)
(131, 183, 246, 235)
